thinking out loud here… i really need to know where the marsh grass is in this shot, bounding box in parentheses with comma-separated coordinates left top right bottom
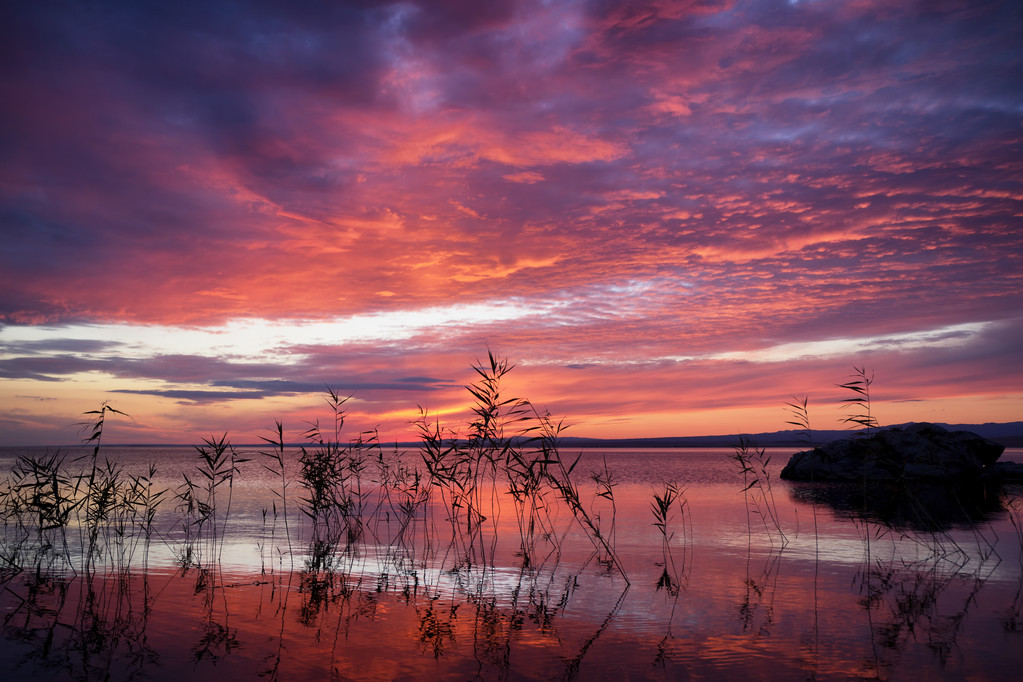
(258, 420, 293, 572)
(3, 355, 1020, 681)
(0, 405, 167, 579)
(732, 436, 788, 548)
(651, 482, 691, 594)
(174, 435, 249, 571)
(413, 352, 629, 582)
(296, 389, 373, 550)
(526, 409, 629, 581)
(784, 395, 813, 448)
(839, 366, 880, 432)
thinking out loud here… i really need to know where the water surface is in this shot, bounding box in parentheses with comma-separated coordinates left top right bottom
(1, 446, 1020, 680)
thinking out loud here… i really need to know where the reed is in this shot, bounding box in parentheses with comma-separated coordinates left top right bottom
(651, 482, 690, 593)
(732, 436, 788, 548)
(416, 352, 532, 569)
(784, 394, 813, 448)
(839, 366, 880, 432)
(298, 388, 378, 550)
(590, 456, 620, 566)
(412, 352, 628, 582)
(0, 404, 168, 580)
(174, 434, 248, 569)
(527, 409, 630, 582)
(258, 420, 293, 571)
(1, 449, 77, 572)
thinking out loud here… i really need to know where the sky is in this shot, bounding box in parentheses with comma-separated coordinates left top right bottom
(1, 0, 1021, 446)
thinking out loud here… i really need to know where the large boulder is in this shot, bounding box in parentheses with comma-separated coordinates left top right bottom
(779, 422, 1005, 482)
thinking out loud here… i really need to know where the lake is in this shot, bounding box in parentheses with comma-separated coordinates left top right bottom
(1, 444, 1021, 680)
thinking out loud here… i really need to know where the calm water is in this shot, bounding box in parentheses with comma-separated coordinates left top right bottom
(1, 445, 1021, 680)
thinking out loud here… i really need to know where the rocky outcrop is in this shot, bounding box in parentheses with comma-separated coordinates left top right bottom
(779, 422, 1006, 482)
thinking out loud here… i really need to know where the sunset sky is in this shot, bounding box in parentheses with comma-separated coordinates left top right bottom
(1, 0, 1021, 446)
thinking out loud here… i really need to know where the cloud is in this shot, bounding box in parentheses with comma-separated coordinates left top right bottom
(1, 0, 1020, 442)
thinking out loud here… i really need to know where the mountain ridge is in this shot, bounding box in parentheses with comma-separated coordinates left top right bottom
(555, 421, 1023, 449)
(10, 421, 1021, 449)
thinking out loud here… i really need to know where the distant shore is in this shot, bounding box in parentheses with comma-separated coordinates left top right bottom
(6, 421, 1022, 450)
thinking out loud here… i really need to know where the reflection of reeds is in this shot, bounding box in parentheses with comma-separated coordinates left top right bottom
(3, 374, 1021, 680)
(1008, 495, 1023, 570)
(852, 515, 998, 675)
(739, 547, 784, 636)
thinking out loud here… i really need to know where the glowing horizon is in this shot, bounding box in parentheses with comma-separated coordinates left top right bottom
(1, 0, 1021, 445)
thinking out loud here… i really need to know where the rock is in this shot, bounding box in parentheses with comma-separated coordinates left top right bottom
(779, 422, 1006, 482)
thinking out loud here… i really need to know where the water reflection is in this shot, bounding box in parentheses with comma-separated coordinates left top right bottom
(2, 448, 1022, 680)
(851, 514, 1005, 678)
(788, 478, 1012, 531)
(1, 569, 158, 679)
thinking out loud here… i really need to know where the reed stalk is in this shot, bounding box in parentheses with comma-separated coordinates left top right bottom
(732, 436, 788, 548)
(839, 366, 880, 432)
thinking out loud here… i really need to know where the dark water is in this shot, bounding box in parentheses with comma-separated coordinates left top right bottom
(1, 445, 1021, 680)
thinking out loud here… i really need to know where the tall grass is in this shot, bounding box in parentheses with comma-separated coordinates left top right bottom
(839, 366, 880, 432)
(174, 435, 248, 570)
(0, 404, 166, 578)
(297, 388, 371, 550)
(1, 356, 1019, 680)
(651, 482, 690, 594)
(413, 352, 629, 582)
(732, 436, 788, 548)
(258, 420, 293, 572)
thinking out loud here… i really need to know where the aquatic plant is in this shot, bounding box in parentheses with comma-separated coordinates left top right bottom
(413, 352, 629, 582)
(0, 449, 77, 571)
(527, 408, 630, 582)
(784, 394, 813, 448)
(839, 366, 880, 432)
(590, 456, 620, 563)
(417, 352, 537, 569)
(732, 436, 788, 548)
(174, 434, 248, 569)
(300, 389, 355, 543)
(651, 482, 690, 593)
(258, 420, 294, 571)
(0, 404, 166, 577)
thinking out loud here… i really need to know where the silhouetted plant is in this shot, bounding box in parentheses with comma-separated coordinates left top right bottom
(413, 353, 628, 582)
(651, 482, 690, 594)
(258, 420, 293, 571)
(1, 449, 78, 571)
(732, 436, 788, 548)
(784, 394, 813, 448)
(299, 388, 377, 548)
(590, 456, 620, 563)
(175, 434, 248, 569)
(0, 404, 167, 577)
(528, 409, 630, 583)
(839, 366, 880, 432)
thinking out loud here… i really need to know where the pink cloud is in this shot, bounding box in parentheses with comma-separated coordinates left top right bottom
(1, 0, 1020, 443)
